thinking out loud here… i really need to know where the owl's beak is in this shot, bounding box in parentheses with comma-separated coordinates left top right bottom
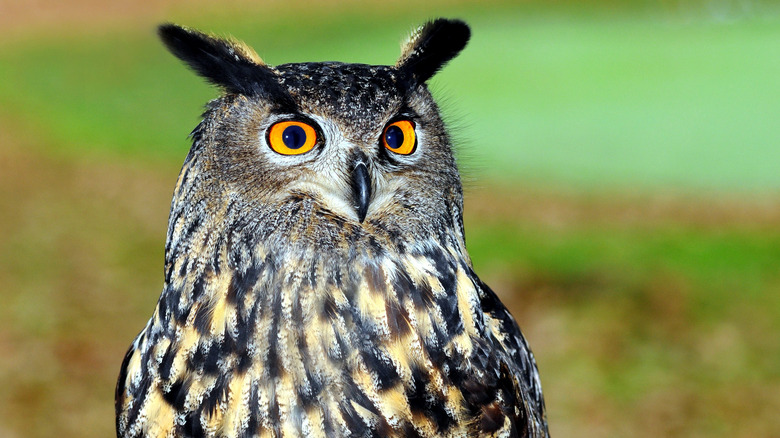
(351, 158, 371, 223)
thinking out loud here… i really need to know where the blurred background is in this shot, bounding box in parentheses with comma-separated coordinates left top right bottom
(1, 0, 779, 436)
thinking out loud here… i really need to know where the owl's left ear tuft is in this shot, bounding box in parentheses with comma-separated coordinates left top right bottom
(397, 18, 470, 84)
(158, 23, 284, 98)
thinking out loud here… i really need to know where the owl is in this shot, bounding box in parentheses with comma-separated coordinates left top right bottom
(115, 19, 549, 438)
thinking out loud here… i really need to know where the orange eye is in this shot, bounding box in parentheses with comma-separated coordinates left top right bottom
(267, 120, 317, 155)
(382, 120, 416, 155)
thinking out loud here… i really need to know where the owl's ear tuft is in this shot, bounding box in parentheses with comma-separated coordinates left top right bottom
(397, 19, 470, 84)
(158, 24, 284, 98)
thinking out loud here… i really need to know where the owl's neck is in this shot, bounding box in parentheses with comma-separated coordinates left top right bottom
(158, 189, 470, 326)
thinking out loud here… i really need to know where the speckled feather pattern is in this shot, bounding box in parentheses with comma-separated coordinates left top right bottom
(116, 20, 549, 437)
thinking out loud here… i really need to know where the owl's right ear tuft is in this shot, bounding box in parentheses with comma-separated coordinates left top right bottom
(158, 24, 284, 98)
(397, 19, 471, 84)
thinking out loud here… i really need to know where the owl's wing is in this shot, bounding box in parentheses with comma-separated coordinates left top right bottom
(473, 274, 549, 436)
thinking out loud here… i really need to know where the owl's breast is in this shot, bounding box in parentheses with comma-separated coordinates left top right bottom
(222, 239, 489, 436)
(117, 226, 532, 437)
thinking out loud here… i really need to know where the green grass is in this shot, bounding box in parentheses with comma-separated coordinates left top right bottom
(444, 14, 780, 192)
(468, 221, 780, 321)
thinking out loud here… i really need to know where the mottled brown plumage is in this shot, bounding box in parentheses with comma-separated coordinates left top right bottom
(116, 19, 549, 437)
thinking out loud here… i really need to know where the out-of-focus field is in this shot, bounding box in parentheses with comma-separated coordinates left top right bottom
(1, 1, 779, 437)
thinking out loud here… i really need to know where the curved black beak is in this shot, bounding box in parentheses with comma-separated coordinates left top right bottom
(351, 160, 371, 223)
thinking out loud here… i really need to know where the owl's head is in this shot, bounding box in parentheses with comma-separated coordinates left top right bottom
(160, 19, 470, 247)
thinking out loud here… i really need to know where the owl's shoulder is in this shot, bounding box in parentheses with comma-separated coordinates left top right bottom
(385, 241, 548, 435)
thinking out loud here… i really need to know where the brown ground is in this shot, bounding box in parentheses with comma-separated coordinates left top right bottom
(0, 119, 174, 437)
(466, 184, 780, 231)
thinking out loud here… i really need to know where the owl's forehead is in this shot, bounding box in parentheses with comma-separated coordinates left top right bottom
(274, 62, 408, 127)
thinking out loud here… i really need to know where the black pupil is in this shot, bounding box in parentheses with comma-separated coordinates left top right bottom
(385, 125, 404, 149)
(282, 125, 307, 149)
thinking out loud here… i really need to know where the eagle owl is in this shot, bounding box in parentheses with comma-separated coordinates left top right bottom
(116, 19, 549, 437)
